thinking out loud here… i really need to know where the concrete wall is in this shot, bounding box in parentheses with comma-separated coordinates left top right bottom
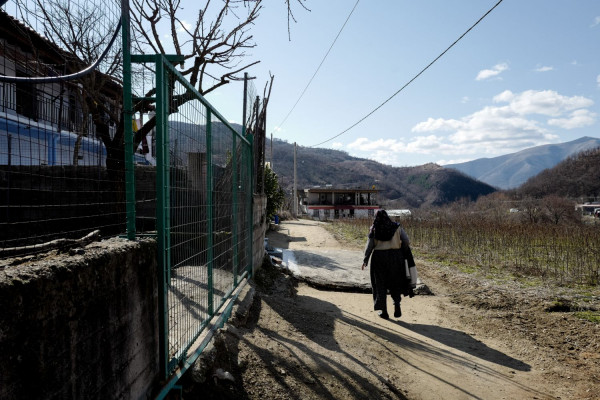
(0, 238, 159, 400)
(0, 165, 159, 247)
(252, 194, 267, 276)
(0, 194, 267, 399)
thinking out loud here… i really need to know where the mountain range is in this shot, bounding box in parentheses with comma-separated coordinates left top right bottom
(167, 121, 599, 206)
(267, 139, 495, 208)
(443, 136, 600, 189)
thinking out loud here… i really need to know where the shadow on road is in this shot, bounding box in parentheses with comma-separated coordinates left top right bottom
(255, 291, 409, 399)
(291, 250, 347, 272)
(396, 321, 531, 371)
(258, 289, 548, 400)
(265, 228, 300, 250)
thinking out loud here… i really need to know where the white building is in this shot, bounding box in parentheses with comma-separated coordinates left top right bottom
(303, 187, 379, 220)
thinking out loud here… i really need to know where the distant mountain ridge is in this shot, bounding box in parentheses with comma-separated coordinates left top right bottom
(268, 139, 495, 208)
(516, 146, 600, 199)
(444, 137, 600, 189)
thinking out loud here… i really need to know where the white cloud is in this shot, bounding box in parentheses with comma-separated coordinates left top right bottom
(341, 90, 596, 167)
(331, 142, 344, 149)
(412, 118, 462, 132)
(443, 107, 552, 153)
(347, 135, 462, 157)
(347, 137, 404, 152)
(548, 109, 597, 129)
(476, 63, 508, 81)
(534, 66, 554, 72)
(492, 90, 514, 103)
(408, 89, 595, 157)
(493, 89, 593, 117)
(437, 158, 472, 165)
(346, 137, 370, 150)
(597, 74, 600, 88)
(178, 20, 192, 33)
(592, 16, 600, 27)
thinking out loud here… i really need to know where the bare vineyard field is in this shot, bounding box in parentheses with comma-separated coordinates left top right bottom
(328, 215, 600, 287)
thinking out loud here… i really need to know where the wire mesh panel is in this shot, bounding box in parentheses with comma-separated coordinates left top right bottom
(236, 138, 253, 283)
(166, 92, 211, 365)
(150, 56, 253, 375)
(0, 0, 126, 255)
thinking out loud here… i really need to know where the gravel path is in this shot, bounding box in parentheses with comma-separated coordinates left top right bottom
(191, 218, 599, 400)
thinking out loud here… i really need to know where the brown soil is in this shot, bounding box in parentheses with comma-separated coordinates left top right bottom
(190, 219, 600, 400)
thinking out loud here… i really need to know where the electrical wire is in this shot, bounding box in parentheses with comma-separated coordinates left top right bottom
(272, 0, 360, 135)
(310, 0, 504, 148)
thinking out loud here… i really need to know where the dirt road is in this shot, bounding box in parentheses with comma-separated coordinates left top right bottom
(192, 219, 599, 400)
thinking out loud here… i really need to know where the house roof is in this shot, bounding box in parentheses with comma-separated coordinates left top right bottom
(0, 9, 122, 95)
(0, 10, 70, 66)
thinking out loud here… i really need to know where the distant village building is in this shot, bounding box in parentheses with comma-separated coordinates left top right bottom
(386, 209, 412, 218)
(575, 202, 600, 216)
(301, 186, 379, 220)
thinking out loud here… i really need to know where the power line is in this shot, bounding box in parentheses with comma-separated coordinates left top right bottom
(310, 0, 504, 148)
(272, 0, 360, 134)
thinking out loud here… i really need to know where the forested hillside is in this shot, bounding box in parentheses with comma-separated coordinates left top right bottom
(516, 146, 600, 200)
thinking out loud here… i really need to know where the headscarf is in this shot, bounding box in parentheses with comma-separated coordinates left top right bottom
(368, 209, 399, 241)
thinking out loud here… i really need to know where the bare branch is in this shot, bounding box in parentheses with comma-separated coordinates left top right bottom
(286, 0, 310, 40)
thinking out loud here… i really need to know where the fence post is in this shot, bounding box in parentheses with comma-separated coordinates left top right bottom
(242, 72, 248, 138)
(242, 73, 253, 278)
(206, 109, 214, 316)
(155, 55, 170, 379)
(121, 0, 136, 240)
(247, 134, 254, 277)
(232, 135, 239, 286)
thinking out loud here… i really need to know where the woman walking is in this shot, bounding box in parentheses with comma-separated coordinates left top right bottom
(362, 210, 413, 319)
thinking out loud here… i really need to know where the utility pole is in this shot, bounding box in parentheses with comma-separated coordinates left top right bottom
(270, 133, 273, 168)
(293, 142, 297, 218)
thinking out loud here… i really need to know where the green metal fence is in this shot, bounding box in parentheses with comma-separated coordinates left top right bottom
(130, 54, 254, 380)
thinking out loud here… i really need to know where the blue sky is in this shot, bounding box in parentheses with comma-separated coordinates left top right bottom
(201, 0, 600, 167)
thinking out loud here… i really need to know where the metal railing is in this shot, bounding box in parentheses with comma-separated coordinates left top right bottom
(130, 54, 254, 379)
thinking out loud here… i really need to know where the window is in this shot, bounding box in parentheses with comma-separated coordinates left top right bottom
(16, 71, 37, 121)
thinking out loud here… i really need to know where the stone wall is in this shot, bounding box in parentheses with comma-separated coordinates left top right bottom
(0, 238, 159, 400)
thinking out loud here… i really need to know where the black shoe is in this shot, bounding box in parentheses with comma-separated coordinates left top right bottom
(377, 310, 389, 320)
(394, 303, 401, 318)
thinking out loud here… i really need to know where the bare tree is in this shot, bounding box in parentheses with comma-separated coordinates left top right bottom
(130, 0, 260, 96)
(127, 0, 268, 151)
(285, 0, 310, 40)
(543, 195, 577, 225)
(519, 197, 542, 224)
(14, 0, 305, 174)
